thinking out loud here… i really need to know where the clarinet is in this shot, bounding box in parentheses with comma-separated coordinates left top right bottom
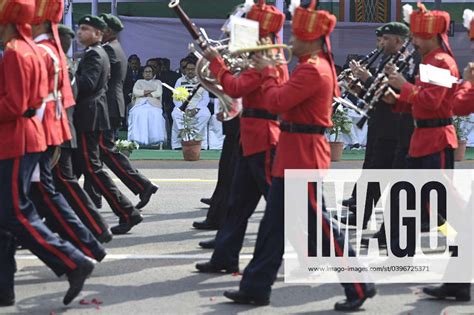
(179, 83, 202, 112)
(334, 48, 383, 113)
(356, 40, 413, 129)
(337, 48, 381, 82)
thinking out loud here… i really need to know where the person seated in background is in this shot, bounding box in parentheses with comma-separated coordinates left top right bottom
(171, 57, 211, 150)
(158, 58, 180, 148)
(123, 54, 143, 127)
(128, 65, 167, 146)
(146, 58, 160, 74)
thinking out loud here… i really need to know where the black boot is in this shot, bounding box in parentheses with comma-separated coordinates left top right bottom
(198, 239, 215, 249)
(334, 284, 376, 311)
(423, 284, 471, 301)
(0, 290, 14, 307)
(195, 261, 238, 274)
(342, 196, 356, 207)
(136, 184, 159, 210)
(63, 258, 95, 305)
(192, 219, 219, 230)
(111, 214, 143, 235)
(200, 198, 212, 206)
(223, 290, 270, 306)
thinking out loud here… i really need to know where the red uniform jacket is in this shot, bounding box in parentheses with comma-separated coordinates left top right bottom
(394, 48, 459, 157)
(0, 38, 47, 160)
(209, 56, 288, 157)
(36, 37, 72, 146)
(452, 81, 474, 116)
(260, 52, 334, 178)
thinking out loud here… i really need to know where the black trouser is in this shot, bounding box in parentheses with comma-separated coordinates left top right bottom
(240, 178, 370, 300)
(30, 147, 106, 262)
(0, 153, 87, 277)
(350, 123, 376, 200)
(84, 128, 153, 203)
(205, 132, 240, 227)
(406, 147, 454, 224)
(53, 148, 109, 239)
(77, 131, 141, 224)
(359, 139, 398, 224)
(211, 148, 274, 268)
(0, 229, 15, 295)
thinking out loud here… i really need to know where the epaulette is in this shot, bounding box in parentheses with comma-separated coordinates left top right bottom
(307, 55, 320, 66)
(5, 39, 18, 51)
(434, 53, 445, 61)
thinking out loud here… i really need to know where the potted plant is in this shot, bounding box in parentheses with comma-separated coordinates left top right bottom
(453, 116, 471, 161)
(327, 108, 352, 162)
(179, 108, 203, 161)
(115, 139, 139, 157)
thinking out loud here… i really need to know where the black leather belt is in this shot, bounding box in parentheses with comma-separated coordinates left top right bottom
(414, 118, 453, 128)
(241, 108, 278, 121)
(280, 121, 327, 135)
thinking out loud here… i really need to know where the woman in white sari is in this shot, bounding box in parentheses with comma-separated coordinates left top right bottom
(128, 65, 167, 145)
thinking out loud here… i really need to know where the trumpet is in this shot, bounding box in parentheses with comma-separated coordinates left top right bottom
(231, 44, 293, 66)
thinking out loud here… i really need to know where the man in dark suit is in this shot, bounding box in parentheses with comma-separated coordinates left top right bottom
(123, 54, 142, 108)
(158, 58, 180, 148)
(85, 14, 158, 210)
(74, 15, 143, 235)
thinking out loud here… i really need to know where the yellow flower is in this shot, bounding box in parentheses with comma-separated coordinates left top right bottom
(173, 86, 190, 102)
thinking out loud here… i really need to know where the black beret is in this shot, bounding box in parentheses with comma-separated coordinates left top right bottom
(375, 26, 383, 37)
(58, 24, 75, 38)
(99, 13, 124, 32)
(380, 22, 410, 37)
(78, 14, 108, 31)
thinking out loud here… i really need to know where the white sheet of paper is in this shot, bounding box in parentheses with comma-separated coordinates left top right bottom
(229, 16, 259, 52)
(419, 63, 459, 88)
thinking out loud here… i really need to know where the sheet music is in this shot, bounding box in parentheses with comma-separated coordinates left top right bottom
(229, 16, 259, 52)
(419, 64, 459, 88)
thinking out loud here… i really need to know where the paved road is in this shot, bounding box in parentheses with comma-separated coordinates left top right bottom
(3, 161, 473, 314)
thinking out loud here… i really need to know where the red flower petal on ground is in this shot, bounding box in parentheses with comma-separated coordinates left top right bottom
(79, 299, 90, 305)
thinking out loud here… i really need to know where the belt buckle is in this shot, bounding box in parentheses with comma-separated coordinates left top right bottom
(413, 120, 418, 128)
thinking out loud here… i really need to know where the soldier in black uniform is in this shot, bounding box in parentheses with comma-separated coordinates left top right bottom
(341, 27, 384, 211)
(342, 23, 410, 228)
(52, 24, 111, 243)
(74, 15, 143, 235)
(83, 14, 158, 211)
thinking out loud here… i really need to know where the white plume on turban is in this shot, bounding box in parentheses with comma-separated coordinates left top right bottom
(403, 4, 413, 25)
(463, 9, 473, 31)
(243, 0, 254, 14)
(289, 0, 301, 17)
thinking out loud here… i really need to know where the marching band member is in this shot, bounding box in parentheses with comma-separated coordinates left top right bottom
(223, 1, 376, 310)
(195, 0, 288, 274)
(385, 3, 458, 227)
(28, 0, 107, 261)
(452, 9, 474, 116)
(421, 8, 473, 303)
(0, 0, 94, 306)
(74, 15, 143, 235)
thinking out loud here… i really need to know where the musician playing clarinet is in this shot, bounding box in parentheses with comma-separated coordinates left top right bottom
(344, 22, 412, 230)
(384, 4, 459, 228)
